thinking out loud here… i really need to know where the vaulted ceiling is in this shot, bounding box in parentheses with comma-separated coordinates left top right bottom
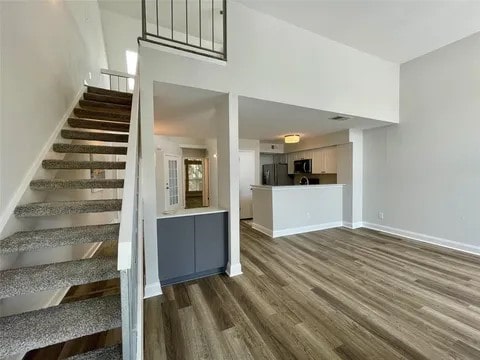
(236, 0, 480, 63)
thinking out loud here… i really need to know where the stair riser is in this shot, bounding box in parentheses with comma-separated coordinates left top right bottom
(79, 99, 131, 113)
(83, 92, 132, 106)
(42, 160, 126, 170)
(74, 109, 130, 123)
(61, 130, 129, 143)
(53, 143, 128, 155)
(68, 118, 130, 132)
(87, 86, 133, 99)
(30, 179, 124, 191)
(15, 200, 122, 217)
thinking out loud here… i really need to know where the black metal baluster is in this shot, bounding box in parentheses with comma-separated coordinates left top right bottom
(156, 0, 159, 36)
(222, 0, 226, 60)
(186, 0, 189, 44)
(211, 0, 214, 50)
(199, 0, 202, 47)
(142, 0, 146, 37)
(171, 0, 174, 39)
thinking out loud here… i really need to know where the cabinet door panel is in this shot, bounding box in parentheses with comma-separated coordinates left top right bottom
(287, 154, 294, 174)
(324, 146, 337, 173)
(157, 217, 195, 281)
(195, 213, 228, 272)
(312, 149, 324, 174)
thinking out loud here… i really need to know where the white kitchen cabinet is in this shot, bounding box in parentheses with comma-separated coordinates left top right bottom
(323, 146, 337, 174)
(287, 153, 295, 174)
(312, 146, 337, 174)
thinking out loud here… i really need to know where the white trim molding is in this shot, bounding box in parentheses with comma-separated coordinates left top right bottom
(342, 221, 364, 229)
(362, 222, 480, 256)
(144, 281, 163, 298)
(226, 262, 243, 277)
(253, 221, 344, 238)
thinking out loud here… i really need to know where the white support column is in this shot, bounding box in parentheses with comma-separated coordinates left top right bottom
(216, 93, 242, 277)
(139, 53, 162, 298)
(349, 129, 364, 228)
(226, 93, 242, 276)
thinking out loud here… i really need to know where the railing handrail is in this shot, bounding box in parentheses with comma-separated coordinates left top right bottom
(118, 71, 140, 271)
(140, 0, 227, 60)
(101, 68, 134, 79)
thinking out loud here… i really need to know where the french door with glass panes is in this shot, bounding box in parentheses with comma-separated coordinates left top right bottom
(164, 155, 181, 211)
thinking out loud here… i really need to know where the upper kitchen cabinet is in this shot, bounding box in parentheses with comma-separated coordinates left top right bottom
(312, 146, 337, 174)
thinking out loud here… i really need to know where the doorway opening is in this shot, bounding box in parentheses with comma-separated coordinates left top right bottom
(183, 151, 210, 209)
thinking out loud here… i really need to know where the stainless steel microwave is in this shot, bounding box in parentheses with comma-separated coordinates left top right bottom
(294, 159, 312, 174)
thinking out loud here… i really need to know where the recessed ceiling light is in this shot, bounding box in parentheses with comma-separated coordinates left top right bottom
(329, 115, 351, 121)
(284, 134, 300, 144)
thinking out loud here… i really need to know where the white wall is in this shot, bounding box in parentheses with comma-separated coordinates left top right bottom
(363, 33, 480, 254)
(101, 0, 399, 123)
(0, 0, 108, 218)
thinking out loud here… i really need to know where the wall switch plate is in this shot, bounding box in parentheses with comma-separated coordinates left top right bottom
(378, 212, 384, 220)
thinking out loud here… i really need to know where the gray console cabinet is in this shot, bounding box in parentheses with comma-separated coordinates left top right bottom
(157, 211, 228, 285)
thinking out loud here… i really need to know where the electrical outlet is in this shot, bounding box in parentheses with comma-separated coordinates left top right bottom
(88, 72, 92, 80)
(378, 212, 384, 220)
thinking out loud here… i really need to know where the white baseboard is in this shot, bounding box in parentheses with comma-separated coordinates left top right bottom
(144, 281, 163, 298)
(226, 262, 243, 277)
(0, 85, 84, 237)
(251, 223, 274, 237)
(253, 221, 343, 238)
(362, 222, 480, 256)
(342, 221, 364, 229)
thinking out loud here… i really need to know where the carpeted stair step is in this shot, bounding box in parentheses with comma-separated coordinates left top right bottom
(0, 223, 119, 254)
(84, 92, 132, 106)
(68, 118, 130, 132)
(87, 86, 132, 99)
(53, 143, 128, 155)
(30, 179, 124, 191)
(74, 108, 130, 123)
(66, 345, 122, 360)
(0, 295, 121, 357)
(42, 159, 126, 170)
(61, 129, 129, 143)
(0, 257, 118, 299)
(79, 99, 131, 113)
(15, 199, 122, 217)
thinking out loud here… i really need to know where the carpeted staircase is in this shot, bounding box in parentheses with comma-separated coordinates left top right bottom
(0, 86, 133, 359)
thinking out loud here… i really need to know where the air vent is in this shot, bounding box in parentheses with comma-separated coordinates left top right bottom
(329, 115, 351, 121)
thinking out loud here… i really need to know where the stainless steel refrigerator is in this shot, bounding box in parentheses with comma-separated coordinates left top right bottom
(262, 163, 292, 186)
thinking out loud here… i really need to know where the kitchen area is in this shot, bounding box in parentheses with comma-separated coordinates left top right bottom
(251, 138, 348, 237)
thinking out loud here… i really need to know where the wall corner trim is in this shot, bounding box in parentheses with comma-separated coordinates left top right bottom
(144, 281, 163, 298)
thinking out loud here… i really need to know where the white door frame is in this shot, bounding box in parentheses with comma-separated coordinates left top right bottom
(164, 154, 182, 211)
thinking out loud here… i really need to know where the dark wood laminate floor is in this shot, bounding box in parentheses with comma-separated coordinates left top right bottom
(145, 222, 480, 360)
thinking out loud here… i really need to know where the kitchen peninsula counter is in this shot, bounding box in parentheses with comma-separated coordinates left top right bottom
(251, 184, 344, 237)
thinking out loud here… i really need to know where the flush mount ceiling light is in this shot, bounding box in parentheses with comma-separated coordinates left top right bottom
(284, 134, 300, 144)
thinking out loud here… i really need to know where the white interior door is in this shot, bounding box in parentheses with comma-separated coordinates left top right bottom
(164, 155, 181, 211)
(239, 150, 256, 219)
